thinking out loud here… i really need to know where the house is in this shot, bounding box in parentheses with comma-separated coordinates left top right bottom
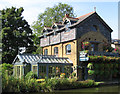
(39, 11, 115, 80)
(111, 39, 120, 54)
(12, 54, 73, 78)
(13, 11, 118, 80)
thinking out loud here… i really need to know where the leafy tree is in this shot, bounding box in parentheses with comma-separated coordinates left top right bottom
(32, 3, 76, 54)
(1, 7, 36, 64)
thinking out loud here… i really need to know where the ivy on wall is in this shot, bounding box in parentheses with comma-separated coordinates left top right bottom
(87, 56, 120, 81)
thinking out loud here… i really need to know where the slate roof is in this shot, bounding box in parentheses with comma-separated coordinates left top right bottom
(13, 54, 73, 65)
(39, 11, 112, 38)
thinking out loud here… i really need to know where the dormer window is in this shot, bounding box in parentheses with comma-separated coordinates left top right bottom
(64, 20, 71, 32)
(52, 24, 58, 36)
(54, 31, 57, 36)
(44, 33, 47, 38)
(43, 30, 47, 38)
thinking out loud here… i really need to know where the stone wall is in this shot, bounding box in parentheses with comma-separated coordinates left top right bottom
(76, 14, 111, 42)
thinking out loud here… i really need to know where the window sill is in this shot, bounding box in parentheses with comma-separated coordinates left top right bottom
(66, 53, 71, 55)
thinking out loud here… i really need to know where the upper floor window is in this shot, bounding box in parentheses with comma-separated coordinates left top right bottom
(66, 44, 71, 54)
(43, 31, 47, 38)
(44, 49, 48, 55)
(54, 31, 57, 36)
(54, 47, 58, 55)
(93, 25, 99, 32)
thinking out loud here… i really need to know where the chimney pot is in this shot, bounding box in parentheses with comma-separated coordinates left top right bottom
(65, 14, 69, 17)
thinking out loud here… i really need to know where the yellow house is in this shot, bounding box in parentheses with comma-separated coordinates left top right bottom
(39, 11, 113, 80)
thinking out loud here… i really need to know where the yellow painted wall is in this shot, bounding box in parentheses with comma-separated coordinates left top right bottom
(43, 46, 52, 55)
(62, 40, 77, 66)
(42, 40, 77, 66)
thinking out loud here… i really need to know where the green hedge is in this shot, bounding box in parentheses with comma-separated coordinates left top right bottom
(89, 56, 120, 63)
(40, 78, 98, 92)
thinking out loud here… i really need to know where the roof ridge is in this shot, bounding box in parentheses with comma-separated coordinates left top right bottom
(77, 11, 95, 19)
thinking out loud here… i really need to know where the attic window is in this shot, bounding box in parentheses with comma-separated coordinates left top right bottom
(93, 25, 99, 32)
(43, 30, 47, 38)
(65, 20, 71, 32)
(44, 33, 47, 38)
(54, 31, 57, 36)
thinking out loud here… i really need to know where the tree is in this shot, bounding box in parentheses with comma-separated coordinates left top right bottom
(1, 7, 36, 64)
(32, 3, 76, 53)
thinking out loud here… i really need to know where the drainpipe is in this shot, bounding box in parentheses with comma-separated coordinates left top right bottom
(37, 62, 39, 78)
(46, 65, 49, 78)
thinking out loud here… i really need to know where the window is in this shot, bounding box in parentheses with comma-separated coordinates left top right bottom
(43, 33, 47, 38)
(16, 66, 20, 78)
(54, 31, 57, 36)
(65, 20, 71, 32)
(91, 43, 98, 51)
(44, 49, 48, 55)
(39, 66, 46, 78)
(32, 66, 37, 74)
(66, 44, 71, 54)
(54, 47, 58, 55)
(93, 25, 99, 32)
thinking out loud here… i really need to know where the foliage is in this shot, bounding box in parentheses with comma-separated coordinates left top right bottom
(32, 3, 75, 36)
(40, 78, 97, 92)
(87, 63, 93, 69)
(88, 70, 95, 75)
(88, 56, 120, 80)
(1, 7, 36, 64)
(89, 56, 120, 63)
(25, 71, 38, 80)
(0, 63, 13, 75)
(32, 3, 76, 53)
(2, 71, 41, 93)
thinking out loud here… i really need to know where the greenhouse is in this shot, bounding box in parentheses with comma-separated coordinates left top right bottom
(12, 54, 73, 78)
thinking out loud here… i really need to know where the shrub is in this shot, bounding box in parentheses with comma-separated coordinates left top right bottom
(40, 77, 97, 92)
(2, 71, 41, 93)
(25, 71, 38, 80)
(88, 70, 94, 75)
(80, 80, 95, 87)
(0, 63, 13, 75)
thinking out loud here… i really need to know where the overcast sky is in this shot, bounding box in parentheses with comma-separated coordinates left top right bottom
(0, 0, 119, 39)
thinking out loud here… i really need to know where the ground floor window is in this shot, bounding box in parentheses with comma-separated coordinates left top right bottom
(39, 66, 46, 78)
(48, 66, 62, 78)
(32, 65, 37, 74)
(64, 65, 71, 77)
(14, 65, 23, 78)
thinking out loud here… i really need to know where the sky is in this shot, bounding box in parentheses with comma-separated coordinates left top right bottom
(0, 0, 119, 39)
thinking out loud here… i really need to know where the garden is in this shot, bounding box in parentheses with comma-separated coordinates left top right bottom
(1, 63, 98, 93)
(1, 55, 120, 93)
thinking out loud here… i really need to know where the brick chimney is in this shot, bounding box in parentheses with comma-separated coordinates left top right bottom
(65, 14, 69, 17)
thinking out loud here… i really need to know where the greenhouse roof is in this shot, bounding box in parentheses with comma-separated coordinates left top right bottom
(12, 54, 73, 65)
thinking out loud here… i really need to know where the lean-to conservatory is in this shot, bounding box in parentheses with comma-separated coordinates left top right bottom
(12, 54, 73, 78)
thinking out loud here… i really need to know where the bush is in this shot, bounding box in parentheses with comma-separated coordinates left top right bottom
(80, 80, 95, 87)
(2, 71, 41, 93)
(25, 71, 38, 80)
(40, 77, 97, 92)
(0, 63, 13, 75)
